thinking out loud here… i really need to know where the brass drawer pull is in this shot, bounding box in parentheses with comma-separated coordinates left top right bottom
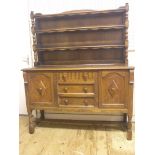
(64, 99, 68, 105)
(83, 87, 88, 93)
(63, 87, 68, 92)
(84, 99, 88, 106)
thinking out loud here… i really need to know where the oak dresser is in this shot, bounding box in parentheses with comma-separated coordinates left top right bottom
(22, 3, 134, 140)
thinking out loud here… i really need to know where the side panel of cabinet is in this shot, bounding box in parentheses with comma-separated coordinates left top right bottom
(28, 72, 54, 106)
(99, 70, 128, 108)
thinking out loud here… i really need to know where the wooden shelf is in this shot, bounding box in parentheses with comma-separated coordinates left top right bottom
(30, 4, 129, 66)
(37, 45, 125, 52)
(36, 25, 125, 34)
(22, 65, 134, 72)
(33, 8, 126, 19)
(40, 60, 124, 66)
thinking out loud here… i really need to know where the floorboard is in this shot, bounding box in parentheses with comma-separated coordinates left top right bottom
(19, 116, 134, 155)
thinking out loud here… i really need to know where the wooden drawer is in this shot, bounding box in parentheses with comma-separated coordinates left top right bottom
(58, 84, 95, 94)
(58, 97, 96, 107)
(57, 71, 97, 83)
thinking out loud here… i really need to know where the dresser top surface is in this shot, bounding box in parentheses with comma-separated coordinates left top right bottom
(22, 64, 134, 71)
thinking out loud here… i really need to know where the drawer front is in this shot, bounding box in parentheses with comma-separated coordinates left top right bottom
(58, 84, 95, 94)
(58, 97, 96, 107)
(57, 71, 97, 83)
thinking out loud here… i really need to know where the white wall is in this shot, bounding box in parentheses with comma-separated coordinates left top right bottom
(0, 1, 33, 154)
(19, 0, 135, 121)
(19, 0, 33, 114)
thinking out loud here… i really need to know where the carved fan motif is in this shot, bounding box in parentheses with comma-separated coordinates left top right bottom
(108, 80, 119, 97)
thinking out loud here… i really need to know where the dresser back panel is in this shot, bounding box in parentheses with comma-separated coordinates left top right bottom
(38, 29, 124, 48)
(38, 48, 124, 65)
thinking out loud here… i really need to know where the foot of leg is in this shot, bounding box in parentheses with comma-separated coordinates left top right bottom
(127, 115, 132, 140)
(29, 123, 35, 134)
(127, 129, 132, 140)
(29, 111, 36, 134)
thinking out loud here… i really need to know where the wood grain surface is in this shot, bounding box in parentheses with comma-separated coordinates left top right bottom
(19, 116, 134, 155)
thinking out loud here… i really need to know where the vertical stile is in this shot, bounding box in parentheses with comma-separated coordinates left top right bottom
(125, 3, 129, 65)
(31, 12, 38, 66)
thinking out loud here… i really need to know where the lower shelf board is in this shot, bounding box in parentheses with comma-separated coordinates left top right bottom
(36, 118, 127, 130)
(30, 106, 128, 114)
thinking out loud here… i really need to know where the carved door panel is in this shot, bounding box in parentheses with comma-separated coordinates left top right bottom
(28, 73, 54, 106)
(99, 71, 128, 108)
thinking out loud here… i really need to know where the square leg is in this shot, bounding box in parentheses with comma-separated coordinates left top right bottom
(127, 115, 132, 140)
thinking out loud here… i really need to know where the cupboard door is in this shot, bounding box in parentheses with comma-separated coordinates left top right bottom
(99, 71, 128, 108)
(28, 73, 54, 106)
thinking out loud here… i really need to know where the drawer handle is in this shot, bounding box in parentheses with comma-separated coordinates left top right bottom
(84, 99, 88, 106)
(83, 87, 88, 93)
(64, 99, 68, 105)
(63, 87, 68, 92)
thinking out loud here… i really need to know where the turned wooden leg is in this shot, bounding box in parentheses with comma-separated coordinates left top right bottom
(127, 115, 132, 140)
(28, 110, 36, 134)
(40, 110, 45, 120)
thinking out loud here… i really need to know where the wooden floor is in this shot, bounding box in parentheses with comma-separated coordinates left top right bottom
(19, 116, 135, 155)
